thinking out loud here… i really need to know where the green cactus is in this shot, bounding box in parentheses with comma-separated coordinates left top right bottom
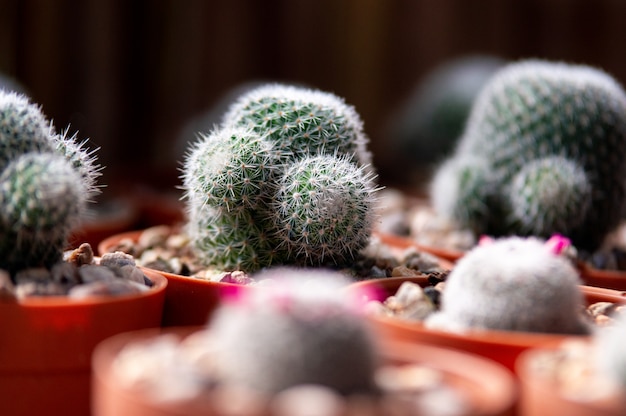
(221, 83, 372, 168)
(431, 60, 626, 251)
(506, 156, 592, 236)
(181, 85, 378, 273)
(425, 235, 590, 334)
(271, 154, 378, 267)
(0, 153, 87, 273)
(186, 204, 284, 272)
(182, 127, 282, 213)
(0, 91, 54, 172)
(0, 90, 101, 276)
(209, 269, 378, 395)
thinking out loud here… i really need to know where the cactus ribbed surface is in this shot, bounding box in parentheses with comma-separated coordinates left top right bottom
(431, 60, 626, 251)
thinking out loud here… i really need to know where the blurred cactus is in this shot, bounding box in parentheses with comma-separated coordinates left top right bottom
(385, 55, 504, 184)
(430, 59, 626, 252)
(426, 235, 589, 334)
(0, 90, 101, 274)
(209, 269, 378, 395)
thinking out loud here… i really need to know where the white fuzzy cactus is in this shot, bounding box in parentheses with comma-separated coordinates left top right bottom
(208, 268, 379, 395)
(426, 235, 590, 334)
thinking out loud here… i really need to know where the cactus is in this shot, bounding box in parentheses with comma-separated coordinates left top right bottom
(425, 235, 590, 334)
(507, 156, 592, 236)
(182, 126, 282, 212)
(181, 86, 378, 273)
(208, 269, 378, 395)
(386, 55, 504, 173)
(0, 90, 101, 275)
(0, 153, 87, 273)
(271, 154, 378, 266)
(0, 91, 54, 172)
(221, 83, 372, 168)
(51, 127, 102, 200)
(186, 204, 284, 272)
(430, 60, 626, 251)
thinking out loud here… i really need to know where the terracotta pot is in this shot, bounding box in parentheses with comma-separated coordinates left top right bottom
(348, 276, 626, 374)
(516, 343, 626, 416)
(98, 230, 249, 327)
(92, 326, 518, 416)
(0, 269, 167, 416)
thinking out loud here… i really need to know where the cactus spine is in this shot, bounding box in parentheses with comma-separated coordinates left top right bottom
(221, 83, 372, 168)
(430, 60, 626, 251)
(271, 154, 377, 266)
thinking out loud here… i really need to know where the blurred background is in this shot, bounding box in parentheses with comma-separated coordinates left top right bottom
(1, 0, 625, 198)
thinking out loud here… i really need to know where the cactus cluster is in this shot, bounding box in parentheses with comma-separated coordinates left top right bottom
(425, 235, 590, 335)
(182, 84, 378, 272)
(208, 268, 378, 395)
(430, 59, 626, 252)
(0, 90, 100, 274)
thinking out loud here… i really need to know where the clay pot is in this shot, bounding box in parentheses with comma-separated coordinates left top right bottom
(92, 326, 518, 416)
(516, 343, 626, 416)
(98, 230, 249, 327)
(0, 269, 167, 416)
(348, 276, 626, 373)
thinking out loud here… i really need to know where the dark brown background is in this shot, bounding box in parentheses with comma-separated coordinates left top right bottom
(1, 0, 624, 196)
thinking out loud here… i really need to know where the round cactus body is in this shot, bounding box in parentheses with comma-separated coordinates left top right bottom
(0, 153, 87, 272)
(431, 60, 626, 251)
(271, 154, 377, 266)
(209, 269, 378, 395)
(506, 156, 592, 237)
(182, 127, 282, 213)
(221, 83, 372, 168)
(425, 236, 589, 335)
(0, 91, 54, 172)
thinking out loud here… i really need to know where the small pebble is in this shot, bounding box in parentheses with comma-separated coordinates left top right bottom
(78, 264, 117, 284)
(138, 225, 172, 249)
(65, 243, 94, 267)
